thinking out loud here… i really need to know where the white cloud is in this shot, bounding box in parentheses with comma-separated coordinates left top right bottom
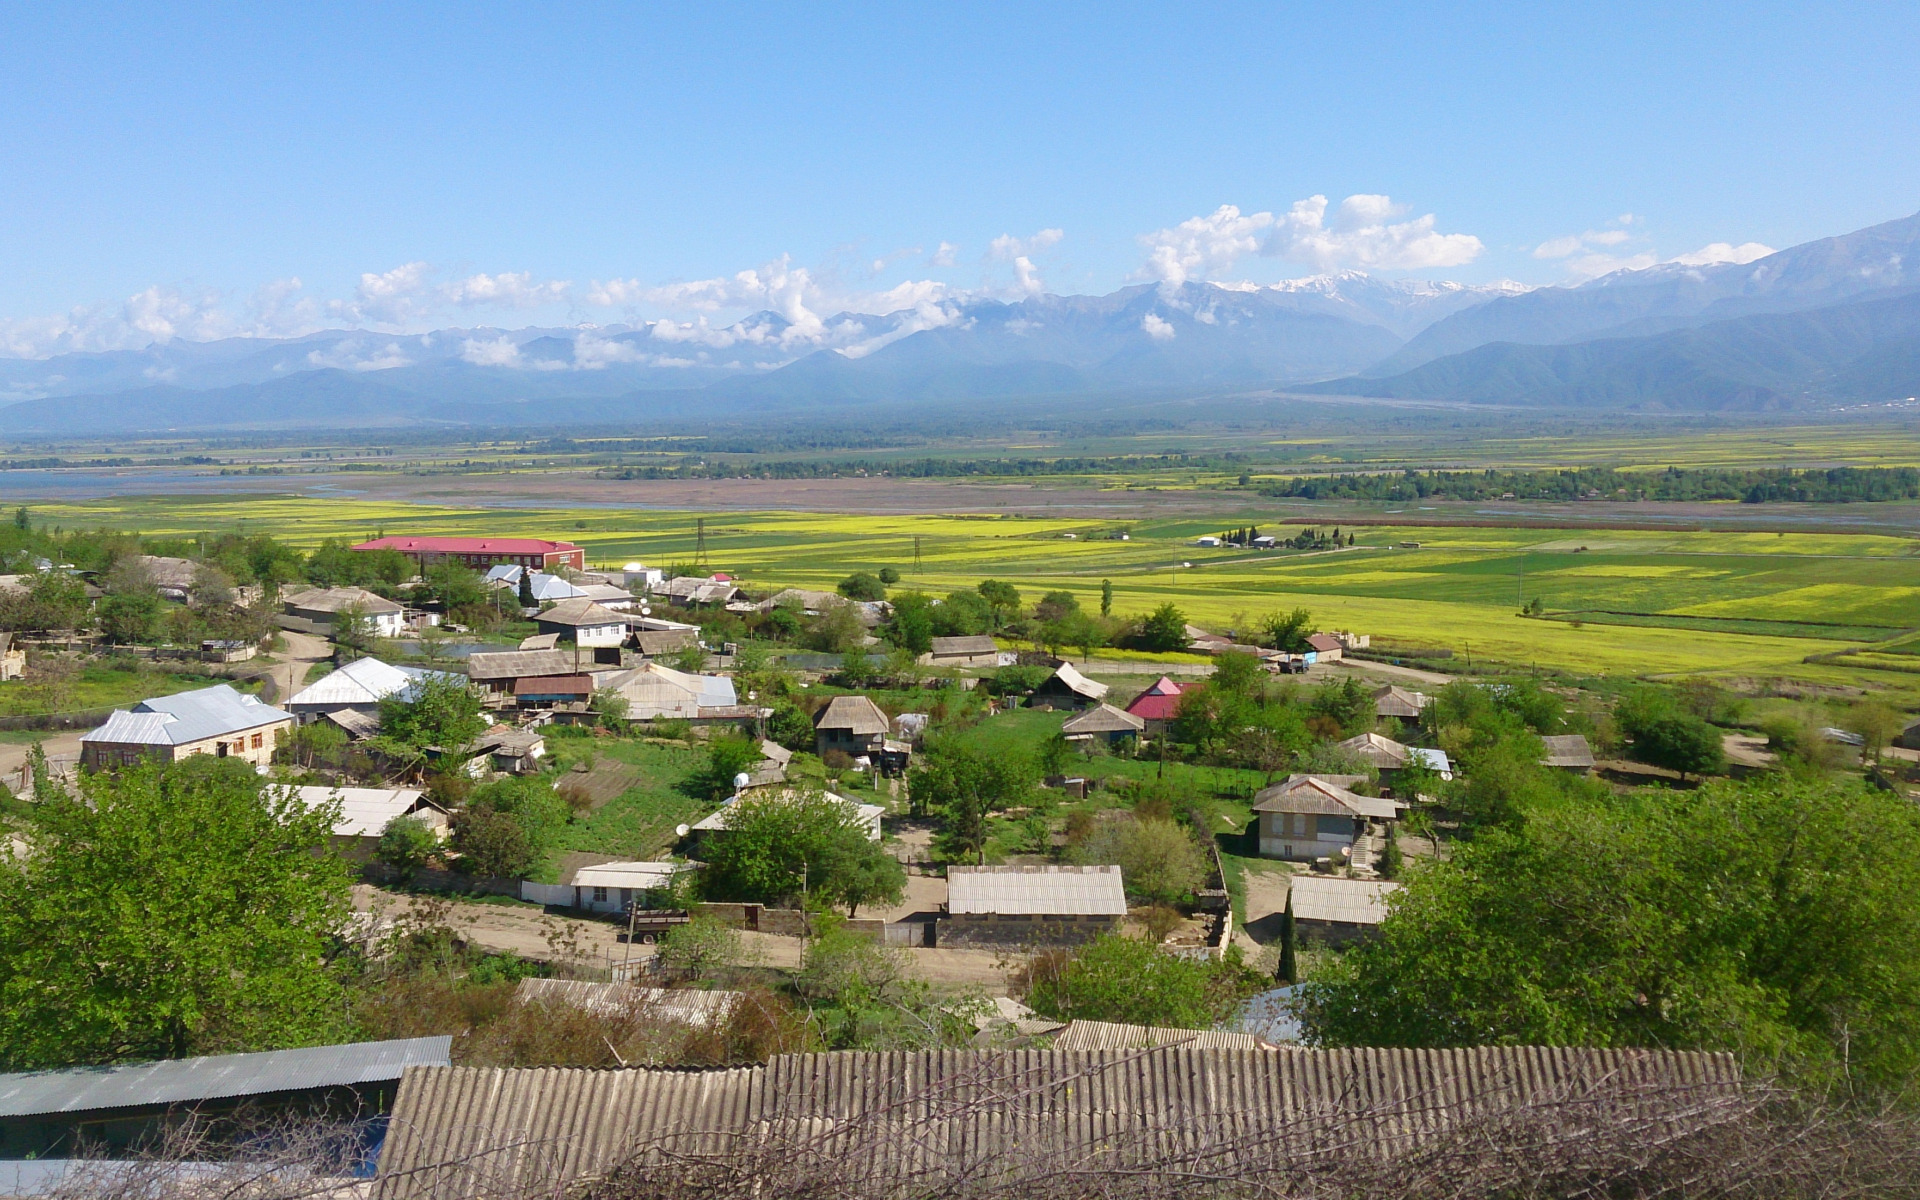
(930, 242, 959, 267)
(441, 271, 570, 308)
(988, 228, 1063, 261)
(1565, 251, 1658, 280)
(459, 337, 522, 367)
(1532, 235, 1587, 260)
(571, 332, 648, 369)
(1140, 313, 1176, 341)
(1669, 241, 1775, 266)
(0, 284, 241, 358)
(327, 261, 434, 325)
(1136, 196, 1480, 284)
(307, 340, 412, 371)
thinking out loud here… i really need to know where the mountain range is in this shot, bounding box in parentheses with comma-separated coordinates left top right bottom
(0, 209, 1917, 433)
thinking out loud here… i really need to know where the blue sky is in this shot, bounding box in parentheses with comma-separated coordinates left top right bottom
(2, 1, 1917, 355)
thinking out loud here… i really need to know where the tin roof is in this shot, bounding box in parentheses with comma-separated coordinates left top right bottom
(1251, 774, 1399, 821)
(1373, 684, 1431, 718)
(287, 657, 448, 709)
(534, 598, 627, 628)
(1124, 675, 1195, 721)
(1289, 876, 1401, 925)
(513, 675, 593, 697)
(82, 684, 293, 747)
(928, 635, 998, 656)
(0, 1037, 450, 1119)
(1541, 734, 1597, 768)
(568, 861, 689, 890)
(1061, 703, 1146, 735)
(947, 864, 1127, 916)
(1040, 661, 1109, 701)
(290, 785, 428, 838)
(1048, 1020, 1275, 1052)
(465, 649, 582, 681)
(814, 694, 890, 735)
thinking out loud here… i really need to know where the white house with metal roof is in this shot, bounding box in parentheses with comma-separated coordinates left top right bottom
(80, 684, 294, 770)
(939, 864, 1127, 946)
(286, 785, 445, 856)
(284, 657, 456, 722)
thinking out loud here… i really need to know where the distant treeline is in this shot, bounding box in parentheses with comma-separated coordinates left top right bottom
(0, 455, 218, 471)
(1259, 466, 1920, 504)
(598, 453, 1258, 481)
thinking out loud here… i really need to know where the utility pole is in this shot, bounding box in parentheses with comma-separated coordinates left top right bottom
(913, 535, 922, 574)
(694, 518, 708, 572)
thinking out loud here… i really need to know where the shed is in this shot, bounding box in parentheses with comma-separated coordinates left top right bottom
(512, 675, 593, 708)
(1304, 632, 1344, 661)
(517, 632, 561, 651)
(923, 635, 1003, 667)
(1540, 733, 1597, 772)
(1060, 703, 1145, 745)
(473, 724, 547, 773)
(0, 1036, 450, 1159)
(633, 628, 699, 658)
(1030, 661, 1109, 709)
(940, 865, 1126, 946)
(1288, 876, 1402, 946)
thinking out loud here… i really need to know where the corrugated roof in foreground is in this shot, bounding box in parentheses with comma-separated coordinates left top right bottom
(1048, 1020, 1275, 1052)
(0, 1036, 451, 1118)
(372, 1045, 1740, 1200)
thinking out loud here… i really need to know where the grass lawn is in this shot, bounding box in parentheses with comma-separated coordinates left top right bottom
(539, 738, 713, 878)
(0, 664, 233, 719)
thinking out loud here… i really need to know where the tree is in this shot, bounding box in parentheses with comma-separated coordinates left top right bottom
(452, 777, 569, 878)
(0, 758, 354, 1067)
(1138, 602, 1187, 652)
(976, 579, 1021, 628)
(377, 814, 440, 879)
(1615, 687, 1724, 779)
(1295, 776, 1920, 1095)
(670, 640, 710, 674)
(885, 591, 935, 655)
(699, 790, 887, 908)
(517, 567, 536, 609)
(767, 701, 815, 752)
(837, 572, 887, 601)
(1309, 677, 1375, 739)
(838, 641, 877, 688)
(654, 912, 744, 981)
(876, 566, 901, 585)
(907, 742, 1035, 862)
(282, 720, 347, 769)
(372, 675, 486, 775)
(932, 589, 991, 636)
(695, 736, 764, 801)
(1035, 590, 1079, 622)
(591, 687, 630, 729)
(1074, 817, 1207, 906)
(1024, 934, 1258, 1029)
(96, 564, 163, 644)
(1100, 579, 1113, 617)
(1259, 608, 1313, 652)
(1844, 701, 1906, 764)
(816, 835, 907, 917)
(418, 560, 488, 611)
(805, 603, 866, 653)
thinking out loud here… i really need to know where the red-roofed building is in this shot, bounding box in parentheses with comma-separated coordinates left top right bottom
(351, 536, 585, 572)
(1123, 676, 1200, 734)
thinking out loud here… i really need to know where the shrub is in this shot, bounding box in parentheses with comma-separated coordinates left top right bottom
(377, 815, 440, 879)
(1073, 816, 1207, 906)
(1023, 934, 1258, 1029)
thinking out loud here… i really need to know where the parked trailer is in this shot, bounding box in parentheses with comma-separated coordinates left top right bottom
(622, 908, 692, 944)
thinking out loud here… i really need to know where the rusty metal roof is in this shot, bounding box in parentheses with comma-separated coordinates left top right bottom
(373, 1046, 1740, 1199)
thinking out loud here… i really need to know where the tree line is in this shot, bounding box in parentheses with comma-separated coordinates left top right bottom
(1259, 465, 1920, 504)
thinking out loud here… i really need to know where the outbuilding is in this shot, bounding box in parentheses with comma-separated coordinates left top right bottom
(1060, 703, 1146, 746)
(1287, 876, 1402, 946)
(939, 865, 1127, 947)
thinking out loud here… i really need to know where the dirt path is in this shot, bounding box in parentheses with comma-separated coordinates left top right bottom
(269, 629, 333, 702)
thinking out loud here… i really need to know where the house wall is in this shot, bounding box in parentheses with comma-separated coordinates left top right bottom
(81, 719, 290, 771)
(936, 913, 1122, 947)
(0, 649, 23, 682)
(816, 729, 885, 758)
(1257, 811, 1357, 861)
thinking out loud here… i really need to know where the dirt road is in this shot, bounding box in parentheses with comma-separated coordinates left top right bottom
(268, 629, 333, 702)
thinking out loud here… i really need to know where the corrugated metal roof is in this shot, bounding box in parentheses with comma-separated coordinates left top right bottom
(814, 694, 890, 735)
(1043, 661, 1109, 700)
(1061, 703, 1145, 735)
(373, 1046, 1741, 1199)
(1252, 774, 1399, 820)
(290, 785, 427, 838)
(466, 649, 582, 681)
(1541, 734, 1597, 768)
(1290, 876, 1401, 925)
(82, 684, 293, 747)
(0, 1037, 450, 1118)
(516, 981, 740, 1028)
(928, 635, 997, 656)
(288, 657, 443, 709)
(569, 861, 687, 890)
(1048, 1021, 1275, 1052)
(947, 865, 1127, 916)
(535, 599, 627, 628)
(282, 586, 404, 615)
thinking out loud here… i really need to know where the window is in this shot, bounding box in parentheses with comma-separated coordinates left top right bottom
(251, 732, 264, 749)
(593, 886, 608, 902)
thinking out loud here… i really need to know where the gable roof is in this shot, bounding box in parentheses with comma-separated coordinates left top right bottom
(1373, 685, 1431, 717)
(290, 785, 428, 838)
(287, 657, 449, 709)
(569, 861, 689, 890)
(0, 1037, 449, 1119)
(1251, 774, 1399, 821)
(947, 865, 1126, 916)
(604, 661, 737, 714)
(814, 694, 890, 734)
(1039, 661, 1108, 701)
(83, 685, 293, 747)
(465, 649, 582, 681)
(929, 635, 998, 657)
(513, 675, 593, 697)
(1541, 733, 1597, 768)
(1061, 703, 1146, 735)
(1289, 876, 1402, 925)
(1336, 731, 1411, 769)
(690, 790, 884, 834)
(1305, 632, 1344, 652)
(634, 628, 699, 656)
(281, 585, 404, 616)
(534, 598, 627, 628)
(1124, 675, 1195, 721)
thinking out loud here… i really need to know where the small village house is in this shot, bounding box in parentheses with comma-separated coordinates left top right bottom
(473, 725, 547, 773)
(1303, 632, 1345, 662)
(601, 661, 740, 722)
(939, 865, 1127, 947)
(1251, 773, 1400, 867)
(352, 536, 585, 573)
(1334, 732, 1452, 780)
(285, 657, 455, 723)
(921, 635, 1005, 668)
(1287, 876, 1402, 946)
(553, 861, 696, 915)
(1373, 685, 1431, 720)
(513, 675, 594, 711)
(289, 785, 445, 859)
(465, 648, 588, 697)
(80, 684, 294, 770)
(132, 554, 200, 602)
(1029, 661, 1109, 710)
(814, 694, 891, 760)
(1124, 675, 1196, 735)
(661, 575, 739, 608)
(1060, 703, 1146, 746)
(533, 598, 629, 654)
(280, 586, 406, 638)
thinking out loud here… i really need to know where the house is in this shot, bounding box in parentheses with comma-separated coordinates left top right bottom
(0, 1036, 450, 1161)
(1304, 632, 1344, 662)
(758, 588, 887, 627)
(81, 684, 294, 770)
(289, 785, 445, 858)
(661, 575, 739, 607)
(133, 554, 200, 601)
(1124, 675, 1196, 734)
(473, 725, 547, 773)
(563, 861, 696, 914)
(1060, 703, 1146, 746)
(1334, 733, 1452, 779)
(922, 634, 1005, 667)
(0, 633, 24, 682)
(285, 657, 456, 722)
(939, 865, 1127, 946)
(280, 586, 406, 638)
(465, 648, 586, 696)
(484, 566, 588, 604)
(691, 789, 885, 843)
(632, 627, 700, 658)
(1250, 774, 1399, 864)
(1540, 733, 1597, 772)
(574, 582, 638, 610)
(1195, 536, 1222, 547)
(1251, 534, 1278, 548)
(1288, 876, 1402, 946)
(352, 536, 585, 572)
(533, 598, 628, 650)
(372, 1046, 1738, 1200)
(611, 563, 665, 592)
(1373, 685, 1431, 720)
(601, 661, 740, 722)
(1029, 661, 1109, 709)
(513, 675, 594, 710)
(814, 694, 890, 759)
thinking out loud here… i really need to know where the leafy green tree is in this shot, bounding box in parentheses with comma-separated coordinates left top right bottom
(1073, 817, 1207, 905)
(96, 581, 163, 645)
(976, 579, 1021, 628)
(654, 912, 744, 981)
(695, 736, 765, 800)
(451, 777, 569, 878)
(837, 641, 877, 688)
(517, 567, 536, 608)
(1295, 775, 1920, 1095)
(372, 675, 486, 774)
(767, 701, 816, 752)
(1024, 934, 1259, 1029)
(1843, 700, 1906, 764)
(282, 720, 348, 769)
(1309, 677, 1374, 739)
(1615, 687, 1725, 778)
(816, 834, 907, 917)
(885, 591, 935, 655)
(1138, 602, 1188, 652)
(669, 640, 710, 674)
(0, 758, 353, 1067)
(876, 566, 901, 585)
(699, 790, 887, 908)
(1100, 578, 1113, 617)
(1034, 590, 1079, 622)
(837, 572, 887, 601)
(1260, 607, 1313, 652)
(805, 602, 866, 653)
(907, 741, 1035, 862)
(417, 560, 488, 610)
(376, 814, 440, 879)
(931, 589, 991, 636)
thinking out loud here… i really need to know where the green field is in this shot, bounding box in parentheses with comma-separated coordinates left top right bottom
(22, 492, 1920, 691)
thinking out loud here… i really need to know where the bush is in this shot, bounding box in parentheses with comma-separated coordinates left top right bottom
(837, 572, 887, 601)
(1138, 602, 1188, 652)
(654, 912, 745, 982)
(1073, 816, 1207, 906)
(1023, 934, 1259, 1029)
(377, 815, 440, 879)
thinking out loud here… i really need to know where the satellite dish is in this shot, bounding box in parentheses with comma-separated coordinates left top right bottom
(675, 823, 691, 838)
(732, 772, 751, 789)
(639, 605, 651, 616)
(623, 562, 643, 572)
